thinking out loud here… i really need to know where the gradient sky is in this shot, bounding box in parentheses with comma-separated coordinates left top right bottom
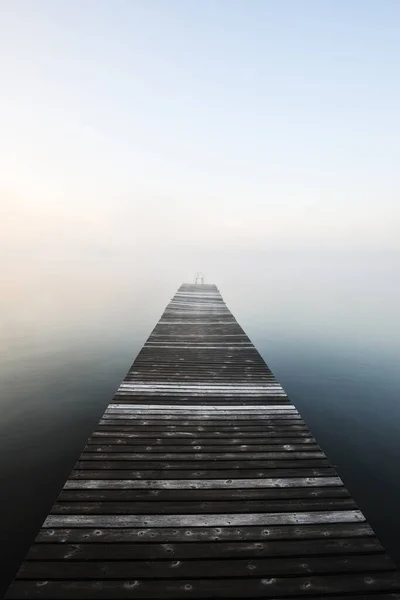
(1, 0, 400, 270)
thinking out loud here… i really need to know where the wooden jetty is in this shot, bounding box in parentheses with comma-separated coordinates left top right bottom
(6, 283, 400, 598)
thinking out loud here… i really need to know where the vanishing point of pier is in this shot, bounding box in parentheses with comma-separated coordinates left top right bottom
(6, 284, 400, 598)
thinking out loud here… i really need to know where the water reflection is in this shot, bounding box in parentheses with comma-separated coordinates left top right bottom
(1, 251, 400, 592)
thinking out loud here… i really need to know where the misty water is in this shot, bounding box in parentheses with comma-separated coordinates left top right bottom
(1, 251, 400, 593)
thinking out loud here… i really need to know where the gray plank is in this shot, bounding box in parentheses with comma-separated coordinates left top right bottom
(64, 476, 342, 489)
(84, 443, 319, 451)
(79, 451, 325, 460)
(57, 487, 350, 501)
(35, 522, 375, 543)
(27, 537, 384, 560)
(70, 468, 337, 479)
(43, 510, 365, 527)
(17, 554, 393, 579)
(6, 574, 400, 599)
(50, 498, 357, 514)
(74, 459, 330, 469)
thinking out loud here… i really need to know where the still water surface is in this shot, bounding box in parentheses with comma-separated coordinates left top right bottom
(1, 253, 400, 592)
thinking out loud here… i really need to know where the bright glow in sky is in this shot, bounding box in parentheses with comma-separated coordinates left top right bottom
(1, 0, 399, 267)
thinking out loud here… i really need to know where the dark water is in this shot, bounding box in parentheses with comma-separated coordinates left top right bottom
(1, 253, 400, 593)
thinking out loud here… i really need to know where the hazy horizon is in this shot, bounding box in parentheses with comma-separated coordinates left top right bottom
(1, 0, 400, 275)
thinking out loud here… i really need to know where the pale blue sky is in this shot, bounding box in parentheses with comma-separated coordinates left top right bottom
(1, 0, 399, 268)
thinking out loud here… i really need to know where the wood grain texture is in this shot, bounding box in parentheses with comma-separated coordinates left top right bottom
(5, 283, 399, 599)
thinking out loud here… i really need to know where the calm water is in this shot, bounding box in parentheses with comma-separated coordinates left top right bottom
(1, 252, 400, 593)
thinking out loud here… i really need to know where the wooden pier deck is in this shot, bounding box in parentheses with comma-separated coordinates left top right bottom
(6, 283, 400, 598)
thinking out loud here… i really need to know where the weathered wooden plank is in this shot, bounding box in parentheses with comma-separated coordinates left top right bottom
(43, 510, 365, 527)
(110, 400, 292, 406)
(116, 385, 286, 390)
(114, 392, 289, 396)
(90, 430, 312, 438)
(108, 404, 296, 410)
(79, 451, 325, 460)
(111, 399, 291, 405)
(124, 372, 277, 375)
(17, 554, 393, 579)
(7, 574, 400, 599)
(115, 391, 288, 395)
(84, 443, 320, 452)
(98, 420, 305, 427)
(74, 459, 330, 470)
(104, 407, 296, 413)
(70, 468, 337, 479)
(51, 498, 357, 514)
(86, 439, 317, 447)
(58, 487, 349, 502)
(34, 522, 375, 543)
(93, 427, 311, 435)
(63, 476, 342, 489)
(101, 415, 301, 421)
(27, 536, 383, 560)
(122, 377, 279, 381)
